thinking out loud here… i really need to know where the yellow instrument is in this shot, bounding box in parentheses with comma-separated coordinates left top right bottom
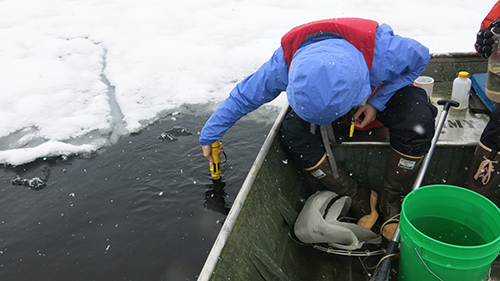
(349, 121, 355, 138)
(210, 140, 221, 180)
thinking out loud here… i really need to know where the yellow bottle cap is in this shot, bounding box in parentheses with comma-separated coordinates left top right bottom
(458, 71, 469, 78)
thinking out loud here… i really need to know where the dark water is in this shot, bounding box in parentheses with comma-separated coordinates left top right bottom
(0, 104, 279, 281)
(412, 216, 487, 246)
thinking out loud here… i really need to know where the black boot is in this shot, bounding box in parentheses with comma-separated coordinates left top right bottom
(465, 141, 500, 197)
(379, 148, 423, 240)
(306, 154, 378, 229)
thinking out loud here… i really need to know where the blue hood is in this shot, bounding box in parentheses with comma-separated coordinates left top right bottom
(286, 39, 372, 126)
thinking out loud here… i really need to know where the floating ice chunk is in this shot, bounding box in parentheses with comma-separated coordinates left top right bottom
(159, 132, 177, 141)
(164, 126, 193, 137)
(11, 175, 46, 190)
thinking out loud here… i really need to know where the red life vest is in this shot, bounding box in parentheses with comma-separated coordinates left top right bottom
(281, 18, 383, 131)
(281, 18, 378, 71)
(481, 0, 500, 29)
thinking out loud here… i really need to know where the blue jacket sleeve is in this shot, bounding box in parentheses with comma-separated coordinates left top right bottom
(199, 47, 289, 146)
(368, 24, 430, 111)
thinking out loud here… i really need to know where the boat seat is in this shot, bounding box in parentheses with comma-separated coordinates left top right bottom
(338, 82, 491, 148)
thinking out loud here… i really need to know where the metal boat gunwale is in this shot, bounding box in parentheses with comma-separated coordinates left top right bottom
(198, 102, 291, 281)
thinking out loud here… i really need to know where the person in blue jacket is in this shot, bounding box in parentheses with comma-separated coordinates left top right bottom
(200, 18, 437, 240)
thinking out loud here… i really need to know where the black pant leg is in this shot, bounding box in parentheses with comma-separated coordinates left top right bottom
(279, 110, 325, 168)
(480, 106, 500, 152)
(376, 85, 438, 156)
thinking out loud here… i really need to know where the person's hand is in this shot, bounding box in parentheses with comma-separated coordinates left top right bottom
(353, 104, 377, 129)
(201, 141, 224, 165)
(476, 18, 500, 58)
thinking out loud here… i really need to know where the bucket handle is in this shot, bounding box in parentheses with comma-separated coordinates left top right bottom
(414, 247, 444, 281)
(415, 247, 493, 281)
(369, 100, 460, 281)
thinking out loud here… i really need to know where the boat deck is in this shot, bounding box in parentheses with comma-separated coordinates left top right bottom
(341, 85, 490, 146)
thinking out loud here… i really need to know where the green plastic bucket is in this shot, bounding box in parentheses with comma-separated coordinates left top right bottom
(399, 184, 500, 281)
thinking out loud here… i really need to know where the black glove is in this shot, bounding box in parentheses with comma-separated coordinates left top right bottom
(476, 18, 500, 58)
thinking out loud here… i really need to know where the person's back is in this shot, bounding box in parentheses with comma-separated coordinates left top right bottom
(201, 18, 437, 241)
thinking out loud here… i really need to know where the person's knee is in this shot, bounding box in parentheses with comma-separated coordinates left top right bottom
(480, 107, 500, 151)
(384, 86, 437, 156)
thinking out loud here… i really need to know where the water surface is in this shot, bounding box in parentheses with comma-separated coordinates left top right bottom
(0, 104, 279, 281)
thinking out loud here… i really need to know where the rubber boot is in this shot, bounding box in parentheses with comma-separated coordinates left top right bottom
(465, 141, 500, 197)
(379, 148, 423, 240)
(306, 154, 378, 230)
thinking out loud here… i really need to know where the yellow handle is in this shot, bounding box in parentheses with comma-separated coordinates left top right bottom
(349, 122, 355, 138)
(210, 140, 221, 180)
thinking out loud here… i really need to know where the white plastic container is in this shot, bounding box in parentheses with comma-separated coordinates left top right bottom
(413, 76, 434, 98)
(451, 71, 472, 110)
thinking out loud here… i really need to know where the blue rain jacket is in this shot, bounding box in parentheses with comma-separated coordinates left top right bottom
(199, 23, 430, 146)
(287, 37, 372, 126)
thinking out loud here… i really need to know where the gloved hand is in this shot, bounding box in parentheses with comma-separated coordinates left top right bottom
(476, 18, 500, 58)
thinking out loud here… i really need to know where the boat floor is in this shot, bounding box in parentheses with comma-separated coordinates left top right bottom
(294, 79, 500, 280)
(305, 248, 500, 280)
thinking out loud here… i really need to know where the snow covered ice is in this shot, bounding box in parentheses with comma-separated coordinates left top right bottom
(0, 0, 496, 165)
